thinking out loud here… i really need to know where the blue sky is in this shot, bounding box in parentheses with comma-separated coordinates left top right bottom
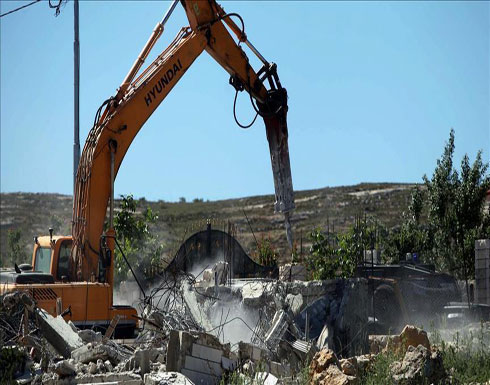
(1, 1, 489, 202)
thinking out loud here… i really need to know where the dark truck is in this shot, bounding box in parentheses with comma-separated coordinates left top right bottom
(357, 262, 461, 333)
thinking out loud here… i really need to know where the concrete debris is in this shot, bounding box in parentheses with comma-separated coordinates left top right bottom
(254, 372, 278, 385)
(53, 360, 77, 378)
(78, 329, 103, 344)
(166, 330, 236, 385)
(285, 293, 303, 316)
(71, 340, 130, 365)
(144, 371, 194, 385)
(35, 308, 84, 358)
(0, 269, 382, 384)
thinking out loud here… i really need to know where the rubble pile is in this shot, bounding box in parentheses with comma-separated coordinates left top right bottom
(1, 264, 370, 384)
(309, 325, 447, 385)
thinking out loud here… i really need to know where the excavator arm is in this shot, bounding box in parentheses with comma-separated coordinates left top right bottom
(72, 0, 294, 286)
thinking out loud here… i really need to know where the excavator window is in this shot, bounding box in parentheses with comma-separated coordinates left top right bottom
(34, 247, 52, 274)
(57, 240, 71, 280)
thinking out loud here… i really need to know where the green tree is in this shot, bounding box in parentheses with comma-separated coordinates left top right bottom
(113, 194, 163, 284)
(306, 228, 355, 280)
(423, 129, 490, 278)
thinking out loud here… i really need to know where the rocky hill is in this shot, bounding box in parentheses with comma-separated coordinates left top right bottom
(0, 182, 417, 266)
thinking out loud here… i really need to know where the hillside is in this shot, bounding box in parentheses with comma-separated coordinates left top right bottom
(0, 182, 418, 266)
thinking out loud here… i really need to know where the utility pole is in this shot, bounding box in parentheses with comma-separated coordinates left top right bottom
(73, 0, 80, 196)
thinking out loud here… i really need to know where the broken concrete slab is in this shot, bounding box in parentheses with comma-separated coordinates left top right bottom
(285, 293, 303, 316)
(53, 359, 76, 378)
(35, 308, 84, 358)
(74, 371, 142, 384)
(241, 281, 270, 307)
(144, 372, 194, 385)
(72, 342, 127, 365)
(255, 372, 278, 385)
(182, 282, 215, 336)
(264, 310, 289, 349)
(78, 329, 103, 344)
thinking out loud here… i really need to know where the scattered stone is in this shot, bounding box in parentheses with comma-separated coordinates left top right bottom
(87, 361, 97, 375)
(386, 325, 431, 354)
(53, 360, 76, 378)
(390, 344, 445, 384)
(339, 357, 357, 377)
(309, 349, 340, 378)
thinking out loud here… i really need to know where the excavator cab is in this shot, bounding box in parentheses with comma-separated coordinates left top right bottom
(32, 234, 73, 281)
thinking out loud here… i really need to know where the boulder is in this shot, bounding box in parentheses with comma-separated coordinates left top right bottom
(386, 325, 430, 353)
(309, 349, 340, 379)
(311, 364, 356, 385)
(340, 357, 357, 376)
(390, 345, 445, 385)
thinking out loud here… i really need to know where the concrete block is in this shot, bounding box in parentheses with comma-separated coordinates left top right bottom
(181, 368, 216, 385)
(221, 356, 236, 371)
(35, 308, 84, 358)
(191, 343, 222, 363)
(279, 264, 307, 281)
(184, 355, 221, 376)
(475, 239, 490, 249)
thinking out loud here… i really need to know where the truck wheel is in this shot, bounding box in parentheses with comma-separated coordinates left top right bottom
(374, 284, 401, 332)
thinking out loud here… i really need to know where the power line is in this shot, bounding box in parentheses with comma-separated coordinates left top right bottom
(0, 0, 41, 18)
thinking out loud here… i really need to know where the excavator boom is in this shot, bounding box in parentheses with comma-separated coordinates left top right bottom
(71, 0, 295, 289)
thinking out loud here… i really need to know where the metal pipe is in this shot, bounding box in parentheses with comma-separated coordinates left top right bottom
(73, 0, 80, 193)
(160, 0, 179, 27)
(244, 39, 268, 67)
(118, 0, 179, 97)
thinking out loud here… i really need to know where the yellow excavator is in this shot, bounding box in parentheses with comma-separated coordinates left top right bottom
(1, 0, 294, 337)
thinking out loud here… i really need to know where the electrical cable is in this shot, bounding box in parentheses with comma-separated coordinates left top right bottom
(0, 0, 41, 18)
